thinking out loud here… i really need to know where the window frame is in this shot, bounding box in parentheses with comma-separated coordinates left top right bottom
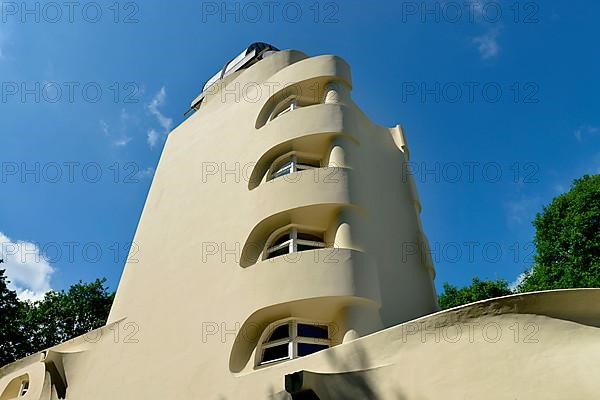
(264, 226, 326, 260)
(269, 96, 299, 122)
(18, 380, 29, 397)
(267, 151, 322, 182)
(257, 318, 331, 367)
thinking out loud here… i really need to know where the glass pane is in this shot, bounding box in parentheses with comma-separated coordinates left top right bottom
(275, 162, 293, 174)
(272, 233, 292, 246)
(296, 159, 320, 169)
(203, 70, 222, 92)
(268, 324, 290, 342)
(297, 232, 323, 242)
(262, 343, 289, 363)
(20, 381, 29, 396)
(297, 243, 322, 252)
(272, 163, 292, 179)
(225, 49, 251, 74)
(296, 164, 317, 171)
(276, 105, 293, 118)
(272, 170, 289, 179)
(297, 324, 329, 339)
(267, 246, 290, 259)
(297, 343, 329, 357)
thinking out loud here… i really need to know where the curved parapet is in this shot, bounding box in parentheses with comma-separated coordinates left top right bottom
(0, 361, 45, 400)
(223, 289, 600, 399)
(0, 318, 127, 400)
(239, 248, 381, 308)
(437, 287, 600, 326)
(230, 248, 381, 374)
(255, 55, 352, 129)
(247, 132, 357, 190)
(240, 203, 362, 268)
(251, 103, 358, 163)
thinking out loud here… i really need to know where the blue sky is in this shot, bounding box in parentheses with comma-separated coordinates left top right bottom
(0, 0, 599, 299)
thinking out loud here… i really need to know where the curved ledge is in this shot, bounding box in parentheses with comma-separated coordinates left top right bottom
(0, 360, 44, 400)
(248, 130, 356, 190)
(231, 289, 600, 398)
(230, 248, 381, 373)
(257, 102, 349, 137)
(240, 202, 362, 268)
(429, 288, 600, 328)
(247, 103, 360, 190)
(248, 248, 381, 304)
(254, 167, 351, 212)
(255, 55, 352, 128)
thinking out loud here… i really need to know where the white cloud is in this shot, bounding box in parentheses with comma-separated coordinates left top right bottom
(120, 108, 132, 122)
(99, 110, 134, 147)
(592, 152, 600, 175)
(0, 6, 14, 61)
(135, 167, 155, 180)
(473, 28, 500, 60)
(509, 272, 527, 291)
(505, 195, 542, 226)
(574, 125, 599, 142)
(147, 129, 160, 149)
(100, 120, 110, 136)
(0, 232, 54, 301)
(467, 1, 501, 61)
(0, 27, 8, 60)
(553, 184, 566, 194)
(147, 87, 173, 131)
(113, 137, 133, 147)
(146, 87, 173, 148)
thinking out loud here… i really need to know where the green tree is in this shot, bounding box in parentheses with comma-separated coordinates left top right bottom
(518, 174, 600, 292)
(0, 270, 27, 366)
(22, 279, 115, 350)
(438, 278, 512, 310)
(1, 278, 114, 367)
(62, 279, 115, 338)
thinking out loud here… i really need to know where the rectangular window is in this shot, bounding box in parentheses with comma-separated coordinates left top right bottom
(265, 228, 325, 260)
(258, 320, 331, 367)
(268, 152, 322, 182)
(262, 343, 290, 364)
(297, 343, 329, 357)
(19, 381, 29, 397)
(298, 324, 329, 339)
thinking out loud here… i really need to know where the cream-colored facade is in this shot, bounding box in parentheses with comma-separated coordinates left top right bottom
(2, 46, 599, 399)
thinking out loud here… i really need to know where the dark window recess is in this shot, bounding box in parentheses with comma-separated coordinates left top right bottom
(269, 247, 290, 259)
(297, 233, 323, 242)
(268, 324, 290, 342)
(297, 343, 329, 357)
(297, 244, 319, 252)
(297, 324, 329, 339)
(272, 233, 291, 246)
(262, 344, 289, 363)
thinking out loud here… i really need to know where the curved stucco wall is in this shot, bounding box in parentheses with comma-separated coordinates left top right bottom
(1, 49, 455, 399)
(4, 289, 599, 399)
(108, 49, 437, 332)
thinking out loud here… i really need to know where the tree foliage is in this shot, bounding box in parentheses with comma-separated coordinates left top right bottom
(518, 174, 600, 291)
(0, 273, 114, 367)
(438, 174, 600, 309)
(438, 278, 512, 310)
(0, 270, 26, 366)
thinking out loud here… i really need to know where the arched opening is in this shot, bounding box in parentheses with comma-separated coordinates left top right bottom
(264, 226, 326, 260)
(257, 318, 331, 367)
(268, 151, 322, 182)
(0, 374, 29, 400)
